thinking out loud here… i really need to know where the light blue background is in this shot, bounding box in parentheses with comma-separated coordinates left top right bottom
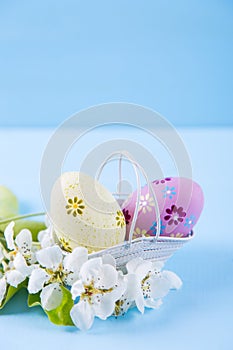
(0, 2, 233, 349)
(0, 0, 233, 127)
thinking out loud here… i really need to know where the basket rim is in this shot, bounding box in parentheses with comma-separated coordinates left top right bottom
(88, 230, 194, 256)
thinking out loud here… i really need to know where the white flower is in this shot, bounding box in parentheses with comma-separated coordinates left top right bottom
(38, 225, 55, 249)
(0, 251, 32, 305)
(28, 245, 88, 311)
(0, 223, 36, 305)
(4, 221, 36, 264)
(5, 252, 33, 287)
(126, 258, 182, 311)
(113, 273, 143, 316)
(70, 257, 126, 331)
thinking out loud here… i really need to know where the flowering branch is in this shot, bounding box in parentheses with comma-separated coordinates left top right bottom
(0, 220, 182, 331)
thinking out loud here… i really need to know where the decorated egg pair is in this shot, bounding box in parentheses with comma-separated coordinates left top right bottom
(50, 172, 204, 252)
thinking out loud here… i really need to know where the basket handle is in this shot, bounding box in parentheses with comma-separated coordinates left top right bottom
(96, 151, 161, 244)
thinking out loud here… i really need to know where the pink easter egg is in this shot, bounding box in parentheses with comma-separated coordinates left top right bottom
(122, 177, 204, 239)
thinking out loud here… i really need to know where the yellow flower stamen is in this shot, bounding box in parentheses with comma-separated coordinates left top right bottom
(80, 280, 113, 304)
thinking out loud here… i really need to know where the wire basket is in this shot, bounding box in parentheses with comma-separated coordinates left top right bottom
(89, 150, 194, 270)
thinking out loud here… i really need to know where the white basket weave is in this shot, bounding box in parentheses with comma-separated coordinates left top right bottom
(89, 151, 194, 270)
(90, 235, 193, 272)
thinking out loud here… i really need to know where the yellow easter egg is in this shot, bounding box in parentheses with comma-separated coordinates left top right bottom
(50, 172, 126, 252)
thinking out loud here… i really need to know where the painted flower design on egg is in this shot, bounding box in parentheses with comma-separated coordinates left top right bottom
(59, 237, 73, 253)
(133, 227, 148, 239)
(139, 193, 155, 214)
(116, 211, 126, 228)
(122, 209, 131, 225)
(150, 220, 166, 236)
(164, 205, 186, 226)
(170, 232, 185, 238)
(162, 186, 176, 199)
(154, 177, 172, 185)
(184, 215, 196, 228)
(66, 196, 85, 217)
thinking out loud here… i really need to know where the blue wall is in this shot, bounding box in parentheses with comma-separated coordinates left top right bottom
(0, 0, 232, 127)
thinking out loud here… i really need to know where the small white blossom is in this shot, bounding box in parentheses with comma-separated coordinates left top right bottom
(0, 251, 32, 304)
(70, 257, 126, 331)
(4, 221, 37, 264)
(0, 223, 37, 305)
(113, 273, 144, 316)
(126, 258, 182, 311)
(28, 245, 88, 311)
(38, 225, 55, 249)
(5, 252, 33, 287)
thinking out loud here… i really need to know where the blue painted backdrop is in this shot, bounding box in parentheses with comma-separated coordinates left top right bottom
(0, 0, 232, 127)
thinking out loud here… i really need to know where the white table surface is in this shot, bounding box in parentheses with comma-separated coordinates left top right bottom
(0, 126, 232, 350)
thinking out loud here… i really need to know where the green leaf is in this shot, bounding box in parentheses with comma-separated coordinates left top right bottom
(0, 280, 27, 310)
(0, 186, 19, 218)
(28, 292, 41, 307)
(0, 235, 7, 249)
(28, 286, 74, 326)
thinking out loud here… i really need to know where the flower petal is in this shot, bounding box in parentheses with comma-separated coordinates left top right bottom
(63, 247, 88, 273)
(135, 293, 145, 313)
(162, 270, 182, 290)
(38, 228, 55, 248)
(28, 268, 49, 294)
(149, 275, 171, 299)
(0, 277, 7, 304)
(93, 293, 117, 320)
(64, 270, 80, 287)
(94, 264, 118, 290)
(102, 254, 116, 268)
(126, 257, 143, 274)
(6, 270, 25, 287)
(152, 261, 164, 272)
(71, 280, 85, 299)
(70, 300, 95, 331)
(79, 257, 102, 284)
(144, 298, 163, 309)
(126, 258, 152, 281)
(124, 273, 141, 301)
(15, 229, 32, 252)
(135, 261, 153, 280)
(36, 246, 63, 270)
(121, 273, 144, 313)
(40, 283, 62, 311)
(13, 252, 32, 277)
(41, 235, 54, 249)
(4, 221, 15, 250)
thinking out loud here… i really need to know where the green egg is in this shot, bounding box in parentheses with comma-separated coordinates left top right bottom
(0, 185, 19, 218)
